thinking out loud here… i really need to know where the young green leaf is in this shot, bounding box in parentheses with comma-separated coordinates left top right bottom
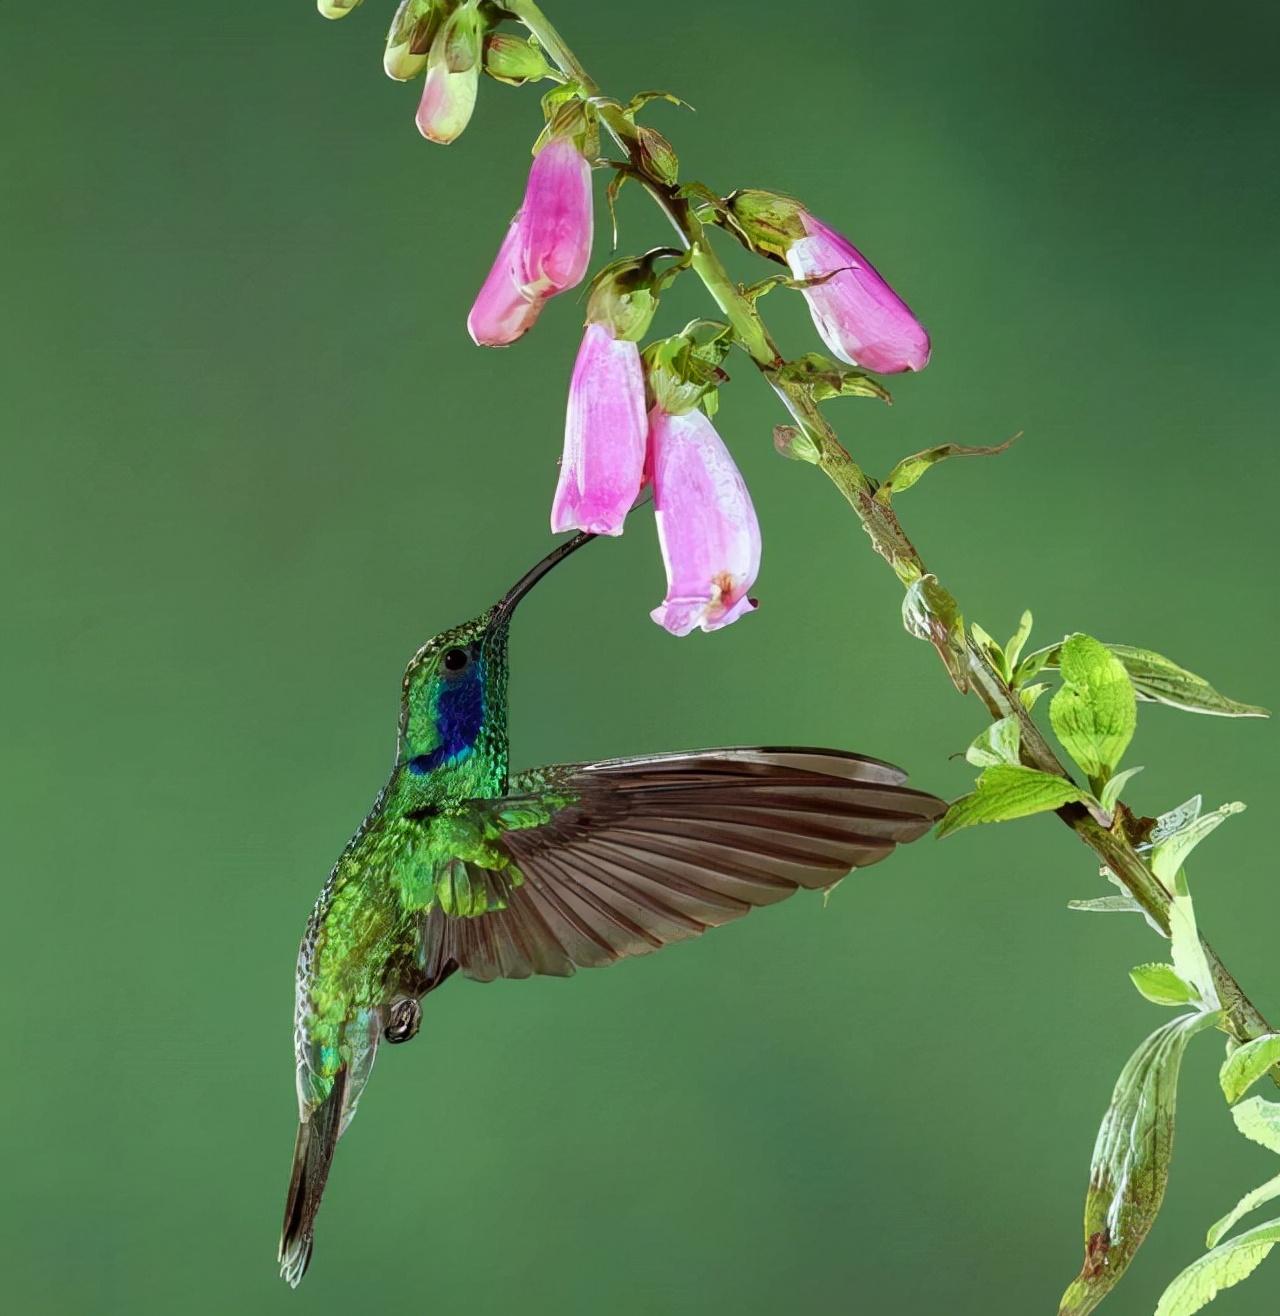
(1167, 871, 1221, 1013)
(1154, 1219, 1280, 1316)
(1005, 609, 1034, 672)
(1234, 1097, 1280, 1155)
(1106, 644, 1269, 719)
(1059, 1011, 1221, 1316)
(1150, 802, 1245, 885)
(969, 622, 1008, 682)
(874, 434, 1019, 502)
(1020, 682, 1051, 712)
(965, 716, 1021, 768)
(937, 765, 1086, 839)
(902, 574, 969, 694)
(1068, 895, 1145, 915)
(1049, 633, 1137, 784)
(1207, 1174, 1280, 1250)
(1099, 765, 1143, 815)
(1130, 963, 1199, 1007)
(1221, 1035, 1280, 1105)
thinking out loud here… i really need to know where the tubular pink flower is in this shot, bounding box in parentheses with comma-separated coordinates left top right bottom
(648, 406, 761, 636)
(467, 218, 546, 347)
(551, 323, 648, 536)
(514, 136, 593, 300)
(786, 214, 931, 374)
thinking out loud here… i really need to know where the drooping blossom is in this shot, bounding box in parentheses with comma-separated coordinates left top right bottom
(468, 135, 594, 347)
(550, 323, 648, 536)
(648, 406, 761, 636)
(785, 213, 931, 374)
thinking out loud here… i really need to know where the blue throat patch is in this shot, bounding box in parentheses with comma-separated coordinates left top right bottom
(408, 663, 485, 776)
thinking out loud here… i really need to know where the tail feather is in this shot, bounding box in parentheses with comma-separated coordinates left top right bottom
(279, 1066, 348, 1287)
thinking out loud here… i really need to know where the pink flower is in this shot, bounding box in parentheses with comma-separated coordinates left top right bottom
(466, 219, 546, 347)
(648, 406, 761, 636)
(785, 214, 930, 374)
(551, 323, 648, 536)
(468, 136, 593, 347)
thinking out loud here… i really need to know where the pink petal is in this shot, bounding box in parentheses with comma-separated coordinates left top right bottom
(551, 324, 648, 536)
(515, 137, 593, 299)
(648, 407, 761, 637)
(467, 217, 547, 347)
(786, 214, 931, 374)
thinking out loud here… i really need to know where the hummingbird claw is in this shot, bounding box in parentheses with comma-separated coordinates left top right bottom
(383, 998, 421, 1045)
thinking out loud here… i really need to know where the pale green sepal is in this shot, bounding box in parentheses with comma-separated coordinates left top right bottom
(1058, 1010, 1222, 1316)
(965, 716, 1021, 768)
(1221, 1036, 1280, 1105)
(1155, 1218, 1280, 1316)
(937, 765, 1085, 839)
(1049, 633, 1137, 784)
(778, 352, 891, 404)
(1130, 963, 1199, 1007)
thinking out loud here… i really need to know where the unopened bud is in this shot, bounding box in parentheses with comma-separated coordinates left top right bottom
(483, 33, 555, 86)
(317, 0, 363, 18)
(636, 126, 679, 186)
(724, 188, 806, 260)
(384, 1, 439, 82)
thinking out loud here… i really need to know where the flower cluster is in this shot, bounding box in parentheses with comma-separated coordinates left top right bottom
(321, 0, 930, 635)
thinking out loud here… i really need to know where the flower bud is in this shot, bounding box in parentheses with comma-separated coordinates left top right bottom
(416, 7, 481, 143)
(384, 1, 438, 82)
(483, 33, 555, 86)
(648, 407, 761, 636)
(551, 323, 648, 537)
(514, 135, 593, 300)
(318, 0, 363, 18)
(636, 126, 679, 186)
(785, 214, 930, 374)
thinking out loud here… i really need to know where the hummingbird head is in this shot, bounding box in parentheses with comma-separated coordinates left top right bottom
(396, 533, 594, 799)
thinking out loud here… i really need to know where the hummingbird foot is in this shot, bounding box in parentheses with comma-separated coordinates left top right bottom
(383, 998, 422, 1045)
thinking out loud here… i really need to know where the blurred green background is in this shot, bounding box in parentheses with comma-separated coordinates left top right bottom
(3, 1, 1278, 1312)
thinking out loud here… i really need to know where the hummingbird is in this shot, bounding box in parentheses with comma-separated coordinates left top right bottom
(279, 532, 946, 1285)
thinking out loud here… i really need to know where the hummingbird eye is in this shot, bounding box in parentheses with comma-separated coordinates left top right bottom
(442, 647, 470, 673)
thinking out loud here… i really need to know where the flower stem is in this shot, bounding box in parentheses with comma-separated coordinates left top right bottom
(503, 0, 1276, 1062)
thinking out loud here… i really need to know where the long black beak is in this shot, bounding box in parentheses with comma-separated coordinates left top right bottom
(490, 532, 596, 630)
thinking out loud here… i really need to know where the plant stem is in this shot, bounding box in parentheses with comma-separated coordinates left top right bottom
(503, 0, 1275, 1060)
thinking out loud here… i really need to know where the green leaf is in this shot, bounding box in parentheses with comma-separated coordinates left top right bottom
(1049, 634, 1137, 784)
(1068, 895, 1145, 915)
(965, 716, 1021, 768)
(1059, 1011, 1222, 1316)
(1150, 801, 1245, 885)
(1166, 870, 1220, 1013)
(1221, 1035, 1280, 1105)
(1100, 765, 1143, 815)
(1130, 963, 1199, 1007)
(1020, 682, 1051, 712)
(875, 434, 1019, 503)
(778, 352, 891, 404)
(969, 622, 1009, 682)
(1207, 1174, 1280, 1249)
(1005, 610, 1034, 672)
(902, 574, 969, 694)
(1015, 643, 1268, 718)
(1234, 1097, 1280, 1155)
(937, 765, 1086, 839)
(1154, 1219, 1280, 1316)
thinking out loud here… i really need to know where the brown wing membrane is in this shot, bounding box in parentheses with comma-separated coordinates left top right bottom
(419, 748, 945, 984)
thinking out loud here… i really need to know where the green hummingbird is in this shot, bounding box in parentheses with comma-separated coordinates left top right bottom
(279, 533, 946, 1285)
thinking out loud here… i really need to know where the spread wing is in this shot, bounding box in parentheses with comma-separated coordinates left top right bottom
(416, 747, 945, 984)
